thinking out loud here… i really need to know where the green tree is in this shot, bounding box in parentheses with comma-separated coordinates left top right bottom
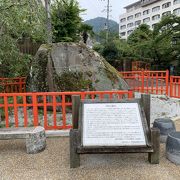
(152, 15, 180, 70)
(51, 0, 84, 42)
(0, 0, 47, 42)
(79, 23, 94, 44)
(127, 24, 153, 59)
(95, 30, 119, 44)
(0, 0, 47, 77)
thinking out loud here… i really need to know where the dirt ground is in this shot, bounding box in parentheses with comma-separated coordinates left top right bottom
(0, 120, 180, 180)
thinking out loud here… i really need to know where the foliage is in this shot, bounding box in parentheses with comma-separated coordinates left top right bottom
(127, 24, 153, 59)
(80, 24, 93, 32)
(152, 15, 180, 70)
(93, 31, 133, 63)
(93, 43, 104, 55)
(0, 0, 47, 77)
(51, 0, 84, 42)
(80, 23, 94, 37)
(102, 41, 119, 61)
(0, 34, 32, 77)
(126, 16, 180, 71)
(55, 71, 93, 91)
(93, 15, 180, 73)
(0, 0, 47, 42)
(95, 30, 119, 44)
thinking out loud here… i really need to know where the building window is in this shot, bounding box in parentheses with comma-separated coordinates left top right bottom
(143, 17, 150, 23)
(152, 14, 160, 21)
(143, 9, 150, 15)
(162, 2, 171, 9)
(174, 0, 180, 5)
(152, 6, 160, 12)
(127, 30, 133, 35)
(127, 15, 133, 21)
(120, 18, 126, 23)
(162, 11, 171, 16)
(127, 23, 133, 28)
(120, 32, 126, 36)
(173, 8, 180, 15)
(135, 12, 141, 18)
(120, 25, 126, 30)
(135, 20, 141, 26)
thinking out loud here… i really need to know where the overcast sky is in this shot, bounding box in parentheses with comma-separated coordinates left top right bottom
(77, 0, 138, 22)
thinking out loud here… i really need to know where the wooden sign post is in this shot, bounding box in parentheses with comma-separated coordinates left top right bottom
(70, 95, 160, 168)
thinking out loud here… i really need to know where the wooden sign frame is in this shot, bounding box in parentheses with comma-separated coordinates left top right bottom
(70, 94, 160, 168)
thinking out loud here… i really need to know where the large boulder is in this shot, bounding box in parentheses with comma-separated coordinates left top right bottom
(27, 43, 129, 92)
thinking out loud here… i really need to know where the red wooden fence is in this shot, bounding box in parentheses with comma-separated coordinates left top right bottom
(1, 71, 180, 99)
(132, 61, 150, 71)
(120, 70, 169, 95)
(170, 76, 180, 98)
(0, 77, 26, 93)
(0, 90, 133, 130)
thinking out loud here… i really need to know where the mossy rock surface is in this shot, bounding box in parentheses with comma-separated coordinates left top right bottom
(27, 42, 129, 92)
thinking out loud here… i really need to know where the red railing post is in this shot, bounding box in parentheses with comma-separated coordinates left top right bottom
(32, 93, 38, 126)
(4, 95, 9, 128)
(43, 95, 48, 129)
(23, 95, 28, 127)
(141, 71, 144, 93)
(13, 95, 19, 127)
(170, 76, 173, 97)
(166, 70, 169, 96)
(19, 78, 22, 93)
(0, 90, 134, 130)
(62, 94, 66, 129)
(0, 77, 26, 93)
(128, 90, 134, 99)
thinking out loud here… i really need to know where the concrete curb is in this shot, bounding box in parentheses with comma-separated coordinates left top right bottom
(46, 130, 70, 137)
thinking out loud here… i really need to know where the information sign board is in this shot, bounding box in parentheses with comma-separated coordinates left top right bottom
(82, 102, 146, 146)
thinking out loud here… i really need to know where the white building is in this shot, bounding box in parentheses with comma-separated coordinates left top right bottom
(119, 0, 180, 39)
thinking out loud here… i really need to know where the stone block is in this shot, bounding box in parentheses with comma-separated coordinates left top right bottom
(166, 132, 180, 165)
(26, 126, 46, 154)
(153, 118, 176, 143)
(0, 126, 46, 154)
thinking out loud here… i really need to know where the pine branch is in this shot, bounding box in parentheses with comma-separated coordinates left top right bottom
(0, 3, 27, 11)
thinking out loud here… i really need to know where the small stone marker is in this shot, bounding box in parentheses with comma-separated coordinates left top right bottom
(70, 95, 160, 168)
(26, 126, 46, 154)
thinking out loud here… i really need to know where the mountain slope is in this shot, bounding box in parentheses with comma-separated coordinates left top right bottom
(85, 17, 119, 33)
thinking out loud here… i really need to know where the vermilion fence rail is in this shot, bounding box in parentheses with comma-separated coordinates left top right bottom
(120, 70, 169, 95)
(0, 77, 26, 93)
(0, 90, 133, 130)
(170, 76, 180, 98)
(1, 70, 179, 98)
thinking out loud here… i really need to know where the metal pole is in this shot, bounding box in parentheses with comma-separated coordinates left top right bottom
(106, 0, 110, 43)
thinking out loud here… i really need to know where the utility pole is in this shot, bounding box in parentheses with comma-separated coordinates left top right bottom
(106, 0, 110, 43)
(101, 0, 111, 43)
(45, 0, 52, 43)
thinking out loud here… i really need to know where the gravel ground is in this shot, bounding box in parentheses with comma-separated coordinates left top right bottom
(0, 120, 180, 180)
